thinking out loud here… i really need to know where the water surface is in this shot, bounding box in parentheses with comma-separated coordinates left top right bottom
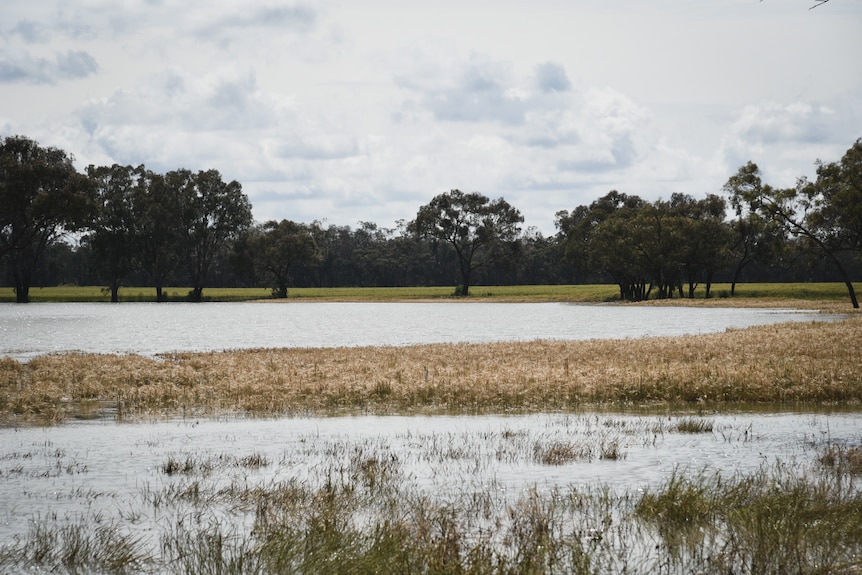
(0, 301, 838, 361)
(0, 411, 857, 546)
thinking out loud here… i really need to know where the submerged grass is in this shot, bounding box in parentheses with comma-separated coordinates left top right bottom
(674, 417, 714, 433)
(2, 314, 860, 422)
(3, 456, 860, 574)
(636, 465, 862, 574)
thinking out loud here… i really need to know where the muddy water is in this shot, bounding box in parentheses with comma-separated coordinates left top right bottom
(1, 411, 858, 545)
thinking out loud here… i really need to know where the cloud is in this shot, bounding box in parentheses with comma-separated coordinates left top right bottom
(399, 54, 529, 125)
(8, 20, 50, 43)
(533, 61, 571, 94)
(194, 3, 317, 47)
(718, 100, 860, 184)
(0, 48, 98, 84)
(731, 101, 837, 145)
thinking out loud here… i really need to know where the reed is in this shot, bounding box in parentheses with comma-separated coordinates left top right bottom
(2, 315, 860, 422)
(674, 417, 714, 433)
(4, 457, 859, 574)
(0, 517, 150, 574)
(636, 465, 862, 574)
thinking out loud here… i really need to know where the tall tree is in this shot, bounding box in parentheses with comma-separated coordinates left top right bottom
(250, 219, 318, 298)
(557, 191, 651, 301)
(0, 135, 92, 303)
(725, 142, 862, 308)
(723, 163, 787, 295)
(669, 193, 732, 298)
(131, 169, 182, 301)
(173, 169, 253, 301)
(84, 164, 141, 302)
(411, 189, 523, 296)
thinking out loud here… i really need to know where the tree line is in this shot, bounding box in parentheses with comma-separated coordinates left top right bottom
(2, 135, 860, 306)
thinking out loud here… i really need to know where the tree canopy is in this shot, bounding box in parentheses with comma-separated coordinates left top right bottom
(724, 140, 862, 308)
(411, 189, 523, 296)
(2, 135, 860, 306)
(0, 135, 92, 302)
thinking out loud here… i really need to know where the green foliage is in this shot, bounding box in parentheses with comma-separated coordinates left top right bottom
(3, 136, 862, 300)
(248, 219, 318, 298)
(724, 140, 862, 308)
(412, 189, 524, 296)
(556, 191, 733, 301)
(0, 135, 94, 303)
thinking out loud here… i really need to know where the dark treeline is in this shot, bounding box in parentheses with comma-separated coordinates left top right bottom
(2, 135, 861, 305)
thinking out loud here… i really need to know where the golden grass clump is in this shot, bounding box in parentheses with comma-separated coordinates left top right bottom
(1, 316, 860, 422)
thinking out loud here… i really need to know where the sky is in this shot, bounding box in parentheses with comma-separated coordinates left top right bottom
(1, 1, 860, 236)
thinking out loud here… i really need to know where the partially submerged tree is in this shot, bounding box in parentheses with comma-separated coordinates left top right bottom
(411, 189, 523, 296)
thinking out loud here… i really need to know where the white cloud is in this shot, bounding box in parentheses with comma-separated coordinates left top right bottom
(1, 0, 859, 234)
(0, 47, 98, 84)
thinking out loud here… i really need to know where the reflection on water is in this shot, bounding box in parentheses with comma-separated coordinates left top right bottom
(0, 301, 841, 361)
(0, 411, 858, 546)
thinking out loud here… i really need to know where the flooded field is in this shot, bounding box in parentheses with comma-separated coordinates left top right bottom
(1, 304, 859, 572)
(1, 411, 860, 573)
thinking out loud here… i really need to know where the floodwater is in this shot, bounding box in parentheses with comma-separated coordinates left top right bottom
(0, 411, 858, 546)
(0, 301, 857, 563)
(0, 301, 841, 361)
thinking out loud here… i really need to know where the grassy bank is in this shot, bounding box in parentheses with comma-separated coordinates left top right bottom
(2, 314, 859, 423)
(1, 282, 859, 303)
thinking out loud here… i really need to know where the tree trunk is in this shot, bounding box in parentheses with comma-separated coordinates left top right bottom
(730, 261, 746, 296)
(824, 250, 859, 309)
(845, 280, 859, 309)
(457, 257, 472, 297)
(190, 286, 204, 302)
(110, 282, 120, 303)
(13, 270, 31, 303)
(15, 283, 30, 304)
(156, 285, 166, 302)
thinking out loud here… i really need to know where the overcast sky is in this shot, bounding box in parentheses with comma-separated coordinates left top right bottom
(2, 1, 860, 235)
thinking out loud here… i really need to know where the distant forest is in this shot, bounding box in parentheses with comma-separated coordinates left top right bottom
(2, 135, 861, 305)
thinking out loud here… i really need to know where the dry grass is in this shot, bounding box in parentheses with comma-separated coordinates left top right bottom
(1, 315, 860, 422)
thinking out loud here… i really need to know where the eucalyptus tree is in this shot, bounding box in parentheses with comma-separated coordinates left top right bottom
(171, 169, 253, 302)
(84, 164, 141, 302)
(0, 135, 92, 302)
(411, 189, 523, 296)
(669, 193, 732, 298)
(557, 191, 651, 301)
(131, 169, 183, 301)
(725, 140, 862, 308)
(723, 164, 787, 295)
(250, 219, 318, 298)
